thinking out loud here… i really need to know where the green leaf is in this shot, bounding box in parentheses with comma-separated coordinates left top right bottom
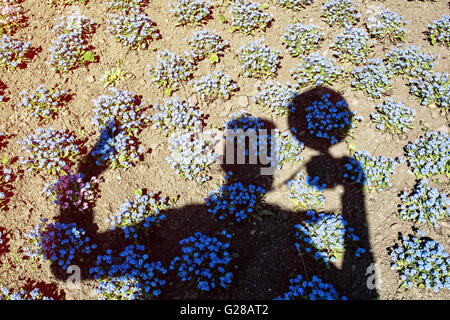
(135, 189, 143, 197)
(83, 51, 95, 63)
(119, 154, 126, 163)
(209, 53, 219, 64)
(261, 209, 273, 216)
(164, 88, 173, 96)
(220, 14, 227, 23)
(250, 213, 262, 221)
(170, 195, 179, 205)
(1, 155, 7, 164)
(346, 141, 356, 154)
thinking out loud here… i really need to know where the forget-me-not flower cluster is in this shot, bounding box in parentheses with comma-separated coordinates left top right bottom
(409, 72, 449, 112)
(294, 210, 364, 266)
(370, 98, 416, 134)
(237, 39, 281, 78)
(352, 58, 394, 99)
(272, 0, 312, 11)
(282, 22, 324, 58)
(107, 10, 160, 50)
(107, 0, 144, 13)
(274, 128, 305, 169)
(19, 85, 68, 122)
(205, 175, 266, 223)
(148, 49, 196, 95)
(0, 34, 30, 69)
(91, 88, 147, 170)
(92, 87, 147, 135)
(89, 244, 167, 300)
(0, 165, 12, 212)
(385, 45, 435, 78)
(166, 130, 218, 184)
(106, 192, 171, 239)
(365, 7, 409, 42)
(229, 1, 272, 35)
(47, 14, 95, 73)
(17, 127, 81, 175)
(225, 111, 272, 164)
(25, 219, 97, 272)
(321, 0, 361, 28)
(399, 179, 449, 227)
(191, 70, 238, 100)
(253, 81, 298, 117)
(329, 28, 376, 65)
(428, 15, 450, 47)
(291, 53, 344, 88)
(405, 131, 449, 178)
(0, 287, 53, 300)
(389, 229, 450, 292)
(169, 230, 233, 292)
(305, 94, 361, 145)
(344, 150, 404, 192)
(169, 0, 211, 27)
(274, 274, 347, 300)
(287, 171, 326, 210)
(187, 29, 229, 62)
(91, 123, 144, 170)
(151, 97, 203, 136)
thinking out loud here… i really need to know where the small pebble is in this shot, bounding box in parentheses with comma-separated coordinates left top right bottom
(237, 96, 249, 107)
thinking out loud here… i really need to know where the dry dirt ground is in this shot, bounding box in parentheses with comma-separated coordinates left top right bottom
(0, 0, 448, 300)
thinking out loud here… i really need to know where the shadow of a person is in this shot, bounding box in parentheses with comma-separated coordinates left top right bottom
(209, 116, 305, 299)
(49, 114, 304, 299)
(287, 87, 378, 299)
(49, 88, 377, 300)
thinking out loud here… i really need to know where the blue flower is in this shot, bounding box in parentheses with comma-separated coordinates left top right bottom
(294, 210, 363, 266)
(275, 274, 346, 300)
(47, 14, 95, 73)
(0, 35, 30, 70)
(25, 221, 96, 272)
(428, 15, 450, 46)
(229, 1, 272, 35)
(389, 229, 449, 291)
(405, 131, 449, 178)
(321, 0, 360, 28)
(365, 6, 409, 42)
(170, 231, 233, 292)
(169, 0, 211, 27)
(238, 39, 281, 78)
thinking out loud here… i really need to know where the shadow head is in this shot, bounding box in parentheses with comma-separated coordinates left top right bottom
(288, 87, 355, 153)
(221, 112, 276, 190)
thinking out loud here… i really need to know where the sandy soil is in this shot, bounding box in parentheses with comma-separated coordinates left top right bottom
(0, 0, 448, 300)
